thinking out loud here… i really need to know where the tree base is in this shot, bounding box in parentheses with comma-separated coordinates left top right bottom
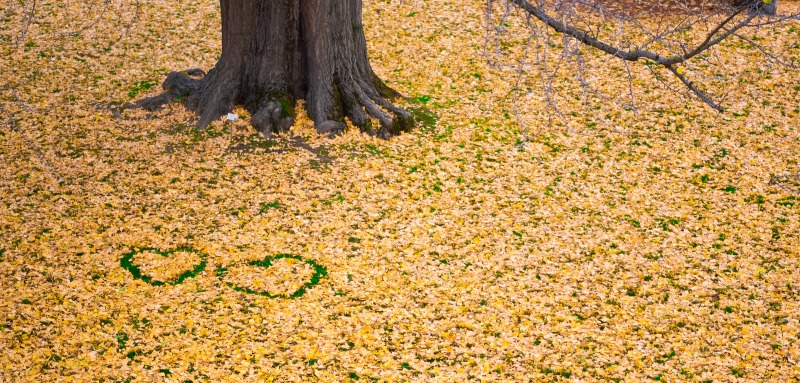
(128, 1, 413, 139)
(128, 67, 412, 140)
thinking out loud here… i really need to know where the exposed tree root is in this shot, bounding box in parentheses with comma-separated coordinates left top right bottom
(307, 75, 413, 139)
(349, 78, 413, 139)
(126, 68, 413, 139)
(182, 68, 242, 131)
(123, 69, 205, 111)
(251, 101, 293, 138)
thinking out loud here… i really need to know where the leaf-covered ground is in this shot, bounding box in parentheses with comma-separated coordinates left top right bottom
(2, 1, 800, 382)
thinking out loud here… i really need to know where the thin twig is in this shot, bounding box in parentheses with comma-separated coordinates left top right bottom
(2, 106, 64, 184)
(769, 174, 800, 195)
(506, 0, 762, 111)
(664, 65, 723, 112)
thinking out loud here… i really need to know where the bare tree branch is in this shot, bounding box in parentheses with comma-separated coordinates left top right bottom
(664, 64, 723, 111)
(1, 105, 64, 184)
(496, 0, 795, 112)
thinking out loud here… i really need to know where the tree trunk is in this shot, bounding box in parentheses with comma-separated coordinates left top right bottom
(137, 0, 412, 138)
(731, 0, 777, 15)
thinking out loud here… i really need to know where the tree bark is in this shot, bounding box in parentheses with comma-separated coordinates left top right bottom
(137, 0, 412, 138)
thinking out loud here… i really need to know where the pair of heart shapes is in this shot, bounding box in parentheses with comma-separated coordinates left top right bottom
(120, 247, 327, 299)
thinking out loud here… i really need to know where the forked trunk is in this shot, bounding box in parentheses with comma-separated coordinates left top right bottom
(137, 0, 412, 138)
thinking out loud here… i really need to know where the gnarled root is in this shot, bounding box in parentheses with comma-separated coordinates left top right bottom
(128, 68, 413, 139)
(183, 68, 240, 130)
(124, 68, 205, 111)
(344, 79, 413, 139)
(308, 75, 413, 139)
(251, 101, 294, 138)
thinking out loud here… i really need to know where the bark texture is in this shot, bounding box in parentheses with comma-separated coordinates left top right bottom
(136, 0, 412, 138)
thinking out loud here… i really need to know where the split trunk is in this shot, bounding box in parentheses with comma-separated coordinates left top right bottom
(139, 0, 412, 138)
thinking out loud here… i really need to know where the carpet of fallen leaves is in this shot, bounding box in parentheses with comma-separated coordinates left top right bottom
(2, 0, 800, 382)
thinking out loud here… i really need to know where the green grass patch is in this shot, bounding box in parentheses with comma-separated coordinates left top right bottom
(257, 201, 282, 214)
(127, 79, 159, 99)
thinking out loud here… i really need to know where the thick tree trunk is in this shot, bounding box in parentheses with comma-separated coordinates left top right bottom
(734, 0, 777, 15)
(137, 0, 412, 138)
